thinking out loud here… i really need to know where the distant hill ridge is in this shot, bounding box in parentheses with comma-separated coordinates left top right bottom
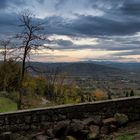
(29, 62, 127, 77)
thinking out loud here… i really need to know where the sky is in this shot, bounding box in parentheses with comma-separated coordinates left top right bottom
(0, 0, 140, 62)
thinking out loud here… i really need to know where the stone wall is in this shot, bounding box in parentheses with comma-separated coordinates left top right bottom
(0, 97, 139, 132)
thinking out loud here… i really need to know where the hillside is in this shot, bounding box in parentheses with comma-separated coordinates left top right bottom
(29, 62, 126, 77)
(59, 62, 124, 77)
(93, 61, 140, 73)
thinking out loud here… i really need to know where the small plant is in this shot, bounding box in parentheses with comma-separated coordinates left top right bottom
(114, 113, 129, 126)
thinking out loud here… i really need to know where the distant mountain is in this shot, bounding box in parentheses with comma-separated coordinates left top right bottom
(58, 62, 123, 77)
(29, 62, 128, 78)
(92, 61, 140, 73)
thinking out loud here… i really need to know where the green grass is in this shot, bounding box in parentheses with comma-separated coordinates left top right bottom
(117, 134, 135, 140)
(0, 97, 17, 113)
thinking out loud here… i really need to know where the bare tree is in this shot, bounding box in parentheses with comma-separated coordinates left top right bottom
(0, 39, 11, 62)
(16, 10, 49, 109)
(0, 39, 12, 91)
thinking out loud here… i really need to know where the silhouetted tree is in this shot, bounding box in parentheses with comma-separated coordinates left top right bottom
(130, 90, 134, 96)
(0, 39, 11, 62)
(125, 91, 129, 97)
(16, 10, 49, 109)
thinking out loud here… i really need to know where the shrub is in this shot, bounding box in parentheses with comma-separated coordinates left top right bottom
(91, 89, 107, 101)
(114, 113, 129, 126)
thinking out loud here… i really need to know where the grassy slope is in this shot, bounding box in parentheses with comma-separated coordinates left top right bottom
(0, 97, 17, 113)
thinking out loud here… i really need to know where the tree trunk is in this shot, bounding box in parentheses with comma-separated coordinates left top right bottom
(17, 48, 27, 110)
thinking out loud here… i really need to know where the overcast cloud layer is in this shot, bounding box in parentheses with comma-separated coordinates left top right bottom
(0, 0, 140, 62)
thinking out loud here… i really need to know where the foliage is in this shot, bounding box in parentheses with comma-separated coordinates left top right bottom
(22, 74, 37, 96)
(0, 59, 21, 91)
(35, 76, 46, 96)
(125, 91, 129, 97)
(22, 74, 46, 97)
(130, 90, 134, 96)
(114, 113, 129, 126)
(45, 82, 81, 104)
(55, 84, 81, 104)
(91, 89, 107, 101)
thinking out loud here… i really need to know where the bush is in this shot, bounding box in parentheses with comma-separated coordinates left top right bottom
(114, 113, 129, 126)
(91, 89, 107, 101)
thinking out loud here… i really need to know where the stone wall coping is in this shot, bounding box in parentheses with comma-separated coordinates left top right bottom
(0, 96, 140, 116)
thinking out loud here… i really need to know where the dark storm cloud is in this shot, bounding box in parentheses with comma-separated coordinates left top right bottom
(0, 0, 8, 9)
(43, 16, 74, 36)
(0, 12, 19, 36)
(50, 39, 140, 52)
(42, 15, 140, 37)
(121, 0, 140, 15)
(42, 0, 140, 37)
(68, 15, 140, 36)
(1, 0, 140, 37)
(0, 0, 26, 9)
(0, 0, 140, 61)
(0, 12, 18, 26)
(53, 39, 74, 47)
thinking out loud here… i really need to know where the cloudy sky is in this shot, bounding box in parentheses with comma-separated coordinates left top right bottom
(0, 0, 140, 62)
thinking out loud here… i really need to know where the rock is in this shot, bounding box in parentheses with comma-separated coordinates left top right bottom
(53, 120, 70, 138)
(109, 124, 117, 132)
(114, 113, 129, 127)
(65, 136, 77, 140)
(32, 132, 47, 139)
(100, 126, 110, 135)
(83, 117, 101, 126)
(66, 120, 85, 139)
(0, 132, 13, 140)
(80, 129, 89, 135)
(87, 125, 100, 140)
(36, 135, 49, 140)
(14, 135, 31, 140)
(41, 122, 54, 130)
(12, 133, 21, 139)
(31, 124, 38, 130)
(89, 125, 100, 132)
(102, 118, 117, 126)
(46, 129, 54, 138)
(87, 133, 99, 140)
(92, 116, 102, 126)
(69, 120, 85, 132)
(83, 118, 95, 125)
